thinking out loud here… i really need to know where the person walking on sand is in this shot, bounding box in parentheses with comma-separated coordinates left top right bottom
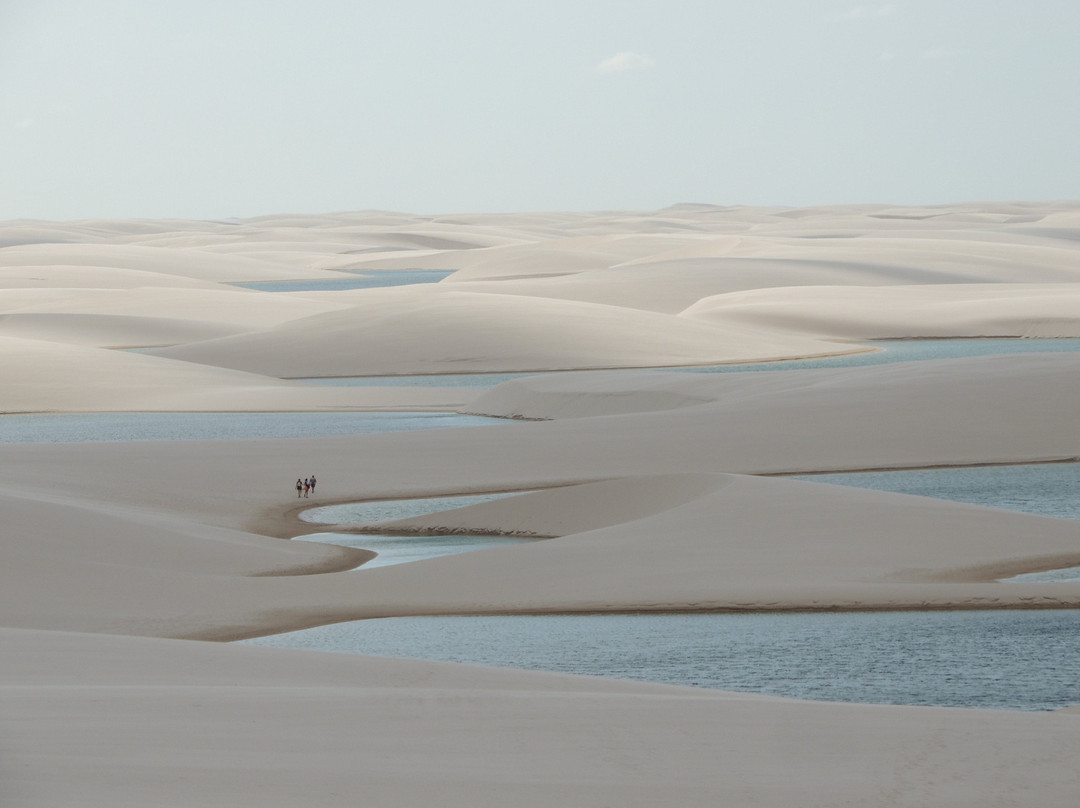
(303, 478, 310, 498)
(295, 478, 303, 498)
(309, 474, 316, 494)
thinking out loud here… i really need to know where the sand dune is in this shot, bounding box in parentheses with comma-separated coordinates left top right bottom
(0, 242, 341, 282)
(0, 336, 472, 412)
(4, 202, 1080, 807)
(0, 263, 226, 290)
(0, 312, 249, 347)
(149, 285, 848, 376)
(0, 285, 348, 325)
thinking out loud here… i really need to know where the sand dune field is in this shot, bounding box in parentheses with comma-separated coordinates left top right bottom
(3, 202, 1080, 806)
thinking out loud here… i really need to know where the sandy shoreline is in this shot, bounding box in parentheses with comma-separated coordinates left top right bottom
(4, 203, 1080, 806)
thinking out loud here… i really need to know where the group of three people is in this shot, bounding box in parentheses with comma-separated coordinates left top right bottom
(295, 475, 317, 497)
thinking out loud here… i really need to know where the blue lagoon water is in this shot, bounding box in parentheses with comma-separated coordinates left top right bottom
(793, 463, 1080, 521)
(233, 269, 453, 293)
(294, 338, 1080, 387)
(0, 411, 501, 444)
(241, 610, 1080, 711)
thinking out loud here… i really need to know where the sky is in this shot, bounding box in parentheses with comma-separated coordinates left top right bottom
(1, 0, 1077, 220)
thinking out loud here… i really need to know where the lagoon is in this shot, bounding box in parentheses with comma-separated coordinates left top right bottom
(241, 609, 1080, 711)
(794, 462, 1080, 521)
(0, 411, 501, 444)
(232, 269, 453, 293)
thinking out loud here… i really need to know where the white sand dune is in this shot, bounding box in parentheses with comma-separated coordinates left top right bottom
(0, 223, 114, 248)
(0, 285, 348, 325)
(4, 202, 1080, 807)
(0, 312, 248, 347)
(0, 286, 353, 348)
(148, 285, 852, 376)
(0, 336, 472, 412)
(0, 242, 342, 282)
(0, 263, 225, 290)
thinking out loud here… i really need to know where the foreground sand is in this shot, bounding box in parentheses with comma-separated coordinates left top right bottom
(3, 203, 1080, 806)
(7, 628, 1080, 808)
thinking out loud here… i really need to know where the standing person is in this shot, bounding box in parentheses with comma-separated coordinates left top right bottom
(303, 478, 310, 498)
(309, 474, 316, 493)
(295, 478, 303, 498)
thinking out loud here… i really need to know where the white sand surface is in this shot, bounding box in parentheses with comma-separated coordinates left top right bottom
(0, 336, 472, 412)
(0, 311, 251, 346)
(3, 202, 1080, 806)
(0, 287, 352, 347)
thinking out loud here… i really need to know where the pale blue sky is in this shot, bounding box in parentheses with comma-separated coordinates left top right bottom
(1, 0, 1077, 220)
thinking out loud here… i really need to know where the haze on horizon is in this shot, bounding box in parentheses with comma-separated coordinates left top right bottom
(1, 0, 1077, 221)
